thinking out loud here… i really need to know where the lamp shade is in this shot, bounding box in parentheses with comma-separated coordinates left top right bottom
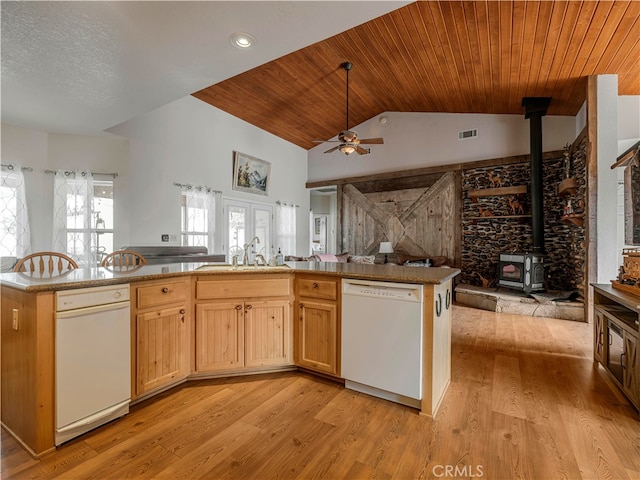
(379, 242, 394, 254)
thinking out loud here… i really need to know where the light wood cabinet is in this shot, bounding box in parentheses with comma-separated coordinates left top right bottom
(132, 278, 190, 397)
(244, 299, 291, 368)
(295, 275, 340, 376)
(422, 279, 453, 417)
(1, 286, 55, 456)
(593, 285, 640, 411)
(196, 301, 244, 371)
(195, 275, 293, 374)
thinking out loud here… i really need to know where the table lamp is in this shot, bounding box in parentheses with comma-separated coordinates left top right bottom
(379, 242, 394, 264)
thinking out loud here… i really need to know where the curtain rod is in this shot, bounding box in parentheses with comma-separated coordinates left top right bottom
(276, 200, 300, 208)
(173, 182, 222, 194)
(1, 163, 33, 172)
(44, 169, 118, 177)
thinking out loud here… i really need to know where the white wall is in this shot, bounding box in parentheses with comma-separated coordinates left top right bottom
(3, 96, 309, 257)
(307, 112, 577, 182)
(108, 96, 310, 256)
(593, 75, 619, 283)
(618, 95, 640, 154)
(1, 124, 128, 252)
(576, 102, 587, 137)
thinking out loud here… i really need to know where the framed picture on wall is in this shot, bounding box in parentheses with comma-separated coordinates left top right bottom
(232, 151, 270, 196)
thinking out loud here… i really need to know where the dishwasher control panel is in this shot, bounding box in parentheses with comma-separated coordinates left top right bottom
(56, 284, 130, 311)
(342, 279, 422, 302)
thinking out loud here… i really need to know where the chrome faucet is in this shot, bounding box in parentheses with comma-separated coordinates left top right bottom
(242, 236, 260, 265)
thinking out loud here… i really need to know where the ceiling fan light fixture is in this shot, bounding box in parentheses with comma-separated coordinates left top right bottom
(339, 144, 356, 155)
(229, 32, 256, 49)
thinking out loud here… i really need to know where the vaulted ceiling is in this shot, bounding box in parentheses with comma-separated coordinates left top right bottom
(194, 1, 640, 150)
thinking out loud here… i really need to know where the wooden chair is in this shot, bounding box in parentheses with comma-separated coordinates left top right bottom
(101, 250, 147, 270)
(13, 251, 79, 276)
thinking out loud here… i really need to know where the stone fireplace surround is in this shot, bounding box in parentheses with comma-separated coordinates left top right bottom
(460, 134, 587, 300)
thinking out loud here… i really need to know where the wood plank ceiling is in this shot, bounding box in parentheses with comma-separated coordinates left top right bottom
(193, 1, 640, 150)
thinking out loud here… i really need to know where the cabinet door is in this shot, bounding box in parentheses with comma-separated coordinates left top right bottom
(136, 305, 189, 395)
(196, 302, 244, 372)
(593, 309, 606, 365)
(298, 299, 338, 375)
(622, 331, 639, 405)
(245, 300, 291, 368)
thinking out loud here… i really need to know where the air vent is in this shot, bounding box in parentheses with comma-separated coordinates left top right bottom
(458, 128, 478, 140)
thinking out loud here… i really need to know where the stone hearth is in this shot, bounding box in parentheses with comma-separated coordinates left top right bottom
(455, 284, 584, 321)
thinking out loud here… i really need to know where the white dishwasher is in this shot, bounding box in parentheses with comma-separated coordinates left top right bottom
(341, 279, 423, 408)
(55, 284, 131, 445)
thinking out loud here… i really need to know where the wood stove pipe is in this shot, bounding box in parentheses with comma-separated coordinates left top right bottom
(522, 97, 551, 255)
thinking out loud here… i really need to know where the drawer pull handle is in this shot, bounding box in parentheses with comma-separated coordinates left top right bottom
(299, 303, 304, 309)
(179, 309, 186, 314)
(435, 293, 442, 317)
(235, 305, 242, 310)
(312, 283, 319, 288)
(445, 289, 451, 309)
(246, 304, 253, 310)
(162, 287, 169, 293)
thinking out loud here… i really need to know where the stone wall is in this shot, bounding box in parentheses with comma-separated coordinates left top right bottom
(461, 138, 587, 298)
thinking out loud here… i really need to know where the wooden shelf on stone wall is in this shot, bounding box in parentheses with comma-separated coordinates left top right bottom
(561, 213, 583, 227)
(558, 177, 578, 197)
(467, 185, 527, 202)
(467, 214, 532, 225)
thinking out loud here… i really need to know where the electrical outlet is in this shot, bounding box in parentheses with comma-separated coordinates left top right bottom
(169, 234, 178, 243)
(161, 234, 169, 242)
(12, 309, 19, 330)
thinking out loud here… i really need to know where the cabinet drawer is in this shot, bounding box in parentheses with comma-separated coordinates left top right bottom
(298, 278, 337, 300)
(137, 281, 188, 309)
(197, 278, 290, 300)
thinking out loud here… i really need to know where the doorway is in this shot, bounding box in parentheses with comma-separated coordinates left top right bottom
(310, 187, 336, 255)
(223, 198, 273, 263)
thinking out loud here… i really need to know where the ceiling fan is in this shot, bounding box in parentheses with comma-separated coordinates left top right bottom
(316, 62, 384, 156)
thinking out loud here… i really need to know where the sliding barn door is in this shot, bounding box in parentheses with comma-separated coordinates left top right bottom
(339, 172, 459, 264)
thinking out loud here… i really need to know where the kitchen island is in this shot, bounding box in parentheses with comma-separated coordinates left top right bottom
(1, 262, 459, 457)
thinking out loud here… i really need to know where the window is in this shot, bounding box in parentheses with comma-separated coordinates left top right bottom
(52, 171, 113, 266)
(181, 188, 220, 253)
(0, 166, 30, 258)
(93, 181, 114, 261)
(276, 201, 297, 256)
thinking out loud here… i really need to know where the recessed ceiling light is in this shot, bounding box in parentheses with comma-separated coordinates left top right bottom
(229, 32, 256, 49)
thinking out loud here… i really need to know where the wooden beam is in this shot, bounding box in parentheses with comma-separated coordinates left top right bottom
(306, 150, 564, 189)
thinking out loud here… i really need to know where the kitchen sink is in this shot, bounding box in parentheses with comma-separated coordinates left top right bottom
(195, 264, 290, 271)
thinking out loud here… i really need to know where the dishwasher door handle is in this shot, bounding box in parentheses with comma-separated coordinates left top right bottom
(55, 301, 130, 319)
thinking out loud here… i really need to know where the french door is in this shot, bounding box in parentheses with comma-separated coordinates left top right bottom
(223, 199, 273, 264)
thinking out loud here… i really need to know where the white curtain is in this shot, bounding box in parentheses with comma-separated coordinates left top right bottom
(182, 187, 221, 253)
(276, 201, 297, 256)
(52, 170, 95, 266)
(0, 165, 31, 258)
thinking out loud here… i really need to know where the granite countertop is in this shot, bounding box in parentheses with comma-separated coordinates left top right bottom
(0, 261, 460, 292)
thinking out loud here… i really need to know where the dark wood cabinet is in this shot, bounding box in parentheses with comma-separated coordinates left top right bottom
(593, 285, 640, 412)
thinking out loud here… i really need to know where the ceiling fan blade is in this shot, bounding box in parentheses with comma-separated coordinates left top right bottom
(324, 145, 341, 154)
(358, 138, 384, 145)
(355, 145, 371, 155)
(313, 139, 339, 143)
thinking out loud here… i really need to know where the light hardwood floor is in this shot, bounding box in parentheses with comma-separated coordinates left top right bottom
(2, 305, 639, 480)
